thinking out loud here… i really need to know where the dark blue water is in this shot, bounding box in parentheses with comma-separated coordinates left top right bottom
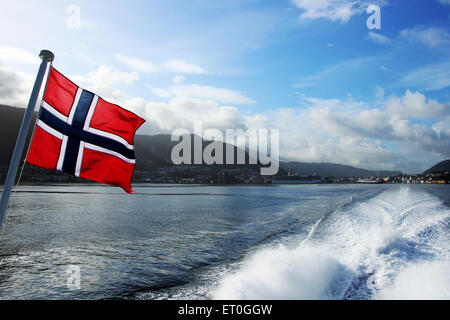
(0, 184, 448, 299)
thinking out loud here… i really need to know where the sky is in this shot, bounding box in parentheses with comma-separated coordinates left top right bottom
(0, 0, 449, 173)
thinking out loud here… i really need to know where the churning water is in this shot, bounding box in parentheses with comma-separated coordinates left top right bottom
(0, 184, 448, 299)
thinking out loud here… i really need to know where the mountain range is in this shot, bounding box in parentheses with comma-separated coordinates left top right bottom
(424, 160, 450, 174)
(0, 104, 408, 178)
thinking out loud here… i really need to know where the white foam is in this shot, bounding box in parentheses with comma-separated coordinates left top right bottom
(210, 186, 450, 300)
(378, 260, 450, 300)
(212, 244, 352, 300)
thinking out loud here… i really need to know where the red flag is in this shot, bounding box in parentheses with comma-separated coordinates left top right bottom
(26, 67, 145, 193)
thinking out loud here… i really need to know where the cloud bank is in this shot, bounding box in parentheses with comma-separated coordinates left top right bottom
(0, 47, 448, 173)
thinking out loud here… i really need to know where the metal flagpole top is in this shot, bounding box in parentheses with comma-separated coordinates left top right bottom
(39, 49, 54, 62)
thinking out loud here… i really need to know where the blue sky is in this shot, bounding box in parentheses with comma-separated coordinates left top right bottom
(0, 0, 449, 173)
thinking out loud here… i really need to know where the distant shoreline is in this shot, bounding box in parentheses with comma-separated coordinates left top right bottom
(2, 181, 449, 190)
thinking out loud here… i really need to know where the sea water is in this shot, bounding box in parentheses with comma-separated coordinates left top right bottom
(0, 184, 448, 299)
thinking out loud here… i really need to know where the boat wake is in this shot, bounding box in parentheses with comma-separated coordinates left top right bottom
(211, 186, 450, 300)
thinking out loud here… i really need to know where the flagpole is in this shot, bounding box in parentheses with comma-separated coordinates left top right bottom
(0, 50, 54, 234)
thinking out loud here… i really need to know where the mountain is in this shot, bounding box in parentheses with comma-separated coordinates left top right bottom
(135, 135, 402, 177)
(0, 104, 37, 165)
(134, 133, 266, 173)
(0, 104, 401, 178)
(280, 161, 401, 178)
(424, 160, 450, 174)
(0, 105, 260, 169)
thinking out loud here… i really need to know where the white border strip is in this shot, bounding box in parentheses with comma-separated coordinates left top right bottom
(68, 88, 82, 124)
(83, 95, 99, 130)
(41, 101, 68, 123)
(36, 120, 64, 140)
(87, 127, 134, 150)
(75, 141, 85, 177)
(84, 143, 136, 164)
(56, 136, 68, 171)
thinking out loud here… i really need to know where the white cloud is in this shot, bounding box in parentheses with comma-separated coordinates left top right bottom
(70, 65, 139, 104)
(151, 84, 255, 105)
(0, 64, 34, 107)
(254, 106, 401, 170)
(151, 87, 171, 99)
(0, 47, 41, 107)
(368, 32, 392, 44)
(88, 65, 139, 87)
(400, 60, 450, 91)
(127, 87, 449, 173)
(291, 0, 361, 23)
(114, 54, 159, 73)
(0, 46, 40, 65)
(400, 26, 450, 48)
(439, 0, 450, 5)
(433, 115, 450, 138)
(302, 91, 450, 157)
(263, 91, 449, 172)
(385, 90, 447, 119)
(126, 96, 246, 134)
(115, 54, 207, 75)
(172, 75, 186, 84)
(163, 59, 207, 74)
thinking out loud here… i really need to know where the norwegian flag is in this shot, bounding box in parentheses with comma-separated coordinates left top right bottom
(26, 67, 145, 193)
